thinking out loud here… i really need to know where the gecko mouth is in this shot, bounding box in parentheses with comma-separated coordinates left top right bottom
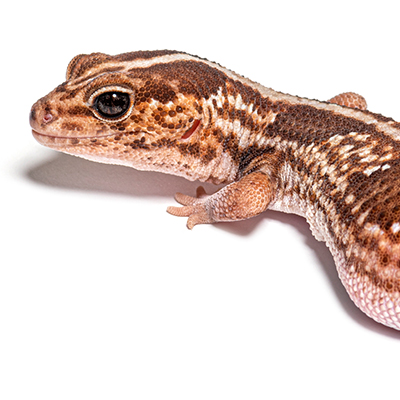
(32, 118, 202, 150)
(32, 129, 115, 146)
(32, 118, 202, 144)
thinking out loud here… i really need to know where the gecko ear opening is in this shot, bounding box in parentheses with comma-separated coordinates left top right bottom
(181, 119, 201, 139)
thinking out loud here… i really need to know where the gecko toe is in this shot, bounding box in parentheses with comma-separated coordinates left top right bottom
(167, 205, 194, 217)
(173, 192, 198, 206)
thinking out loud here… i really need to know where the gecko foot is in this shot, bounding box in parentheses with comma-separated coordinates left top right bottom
(167, 186, 212, 229)
(167, 172, 274, 230)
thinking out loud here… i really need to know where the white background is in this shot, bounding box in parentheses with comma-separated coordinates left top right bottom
(2, 1, 400, 399)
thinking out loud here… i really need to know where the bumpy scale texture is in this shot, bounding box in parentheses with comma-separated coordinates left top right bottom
(30, 50, 400, 330)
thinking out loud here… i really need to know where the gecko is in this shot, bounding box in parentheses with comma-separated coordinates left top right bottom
(30, 50, 400, 330)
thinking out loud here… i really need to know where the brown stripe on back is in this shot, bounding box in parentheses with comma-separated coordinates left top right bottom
(267, 104, 378, 142)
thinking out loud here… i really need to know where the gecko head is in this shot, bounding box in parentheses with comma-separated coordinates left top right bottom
(30, 51, 226, 181)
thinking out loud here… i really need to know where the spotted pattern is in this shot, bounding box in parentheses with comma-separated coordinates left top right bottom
(30, 50, 400, 330)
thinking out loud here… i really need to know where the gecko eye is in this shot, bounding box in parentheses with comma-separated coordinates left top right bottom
(94, 92, 131, 119)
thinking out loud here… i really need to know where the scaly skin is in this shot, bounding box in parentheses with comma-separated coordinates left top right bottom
(30, 50, 400, 330)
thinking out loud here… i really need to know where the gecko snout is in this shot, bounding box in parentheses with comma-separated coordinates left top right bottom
(29, 99, 55, 132)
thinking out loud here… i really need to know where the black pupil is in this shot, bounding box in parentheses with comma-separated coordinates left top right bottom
(95, 92, 130, 118)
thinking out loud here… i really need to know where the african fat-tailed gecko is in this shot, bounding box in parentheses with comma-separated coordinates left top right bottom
(30, 50, 400, 330)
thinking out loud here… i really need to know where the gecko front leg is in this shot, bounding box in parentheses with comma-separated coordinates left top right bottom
(167, 171, 275, 229)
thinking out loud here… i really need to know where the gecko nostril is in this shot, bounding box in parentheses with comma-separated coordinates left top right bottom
(43, 112, 53, 123)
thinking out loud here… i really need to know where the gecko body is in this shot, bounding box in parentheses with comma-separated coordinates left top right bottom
(30, 50, 400, 330)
